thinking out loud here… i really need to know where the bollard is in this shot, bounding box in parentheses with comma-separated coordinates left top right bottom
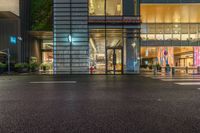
(153, 66, 157, 75)
(172, 67, 175, 75)
(165, 65, 170, 74)
(186, 66, 188, 74)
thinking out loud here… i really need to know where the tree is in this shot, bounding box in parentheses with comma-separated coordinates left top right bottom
(31, 0, 52, 31)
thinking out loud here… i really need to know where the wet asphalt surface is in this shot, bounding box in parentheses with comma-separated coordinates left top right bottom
(0, 75, 200, 133)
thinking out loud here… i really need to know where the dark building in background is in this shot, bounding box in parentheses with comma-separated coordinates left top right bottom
(0, 0, 43, 64)
(0, 12, 21, 63)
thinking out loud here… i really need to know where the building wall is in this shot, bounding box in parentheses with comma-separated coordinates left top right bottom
(30, 38, 42, 63)
(0, 18, 21, 63)
(54, 0, 89, 74)
(0, 0, 19, 16)
(140, 4, 200, 46)
(53, 0, 141, 74)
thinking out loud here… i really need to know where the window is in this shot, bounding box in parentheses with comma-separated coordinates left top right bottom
(89, 0, 122, 16)
(189, 24, 198, 40)
(89, 0, 105, 16)
(106, 0, 122, 16)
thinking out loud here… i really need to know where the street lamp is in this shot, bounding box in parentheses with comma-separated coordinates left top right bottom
(0, 49, 10, 74)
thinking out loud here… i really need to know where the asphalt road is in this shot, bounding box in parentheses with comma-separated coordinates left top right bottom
(0, 75, 200, 133)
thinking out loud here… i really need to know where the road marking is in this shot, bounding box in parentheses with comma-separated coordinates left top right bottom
(161, 79, 200, 81)
(30, 81, 77, 84)
(197, 88, 200, 90)
(157, 99, 162, 102)
(175, 82, 200, 85)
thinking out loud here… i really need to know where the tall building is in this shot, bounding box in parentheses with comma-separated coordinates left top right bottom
(53, 0, 141, 74)
(0, 0, 43, 64)
(0, 0, 21, 63)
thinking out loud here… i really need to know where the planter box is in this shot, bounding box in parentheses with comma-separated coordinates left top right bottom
(16, 68, 29, 73)
(0, 68, 6, 74)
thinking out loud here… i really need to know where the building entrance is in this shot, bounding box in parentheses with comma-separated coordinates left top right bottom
(106, 48, 123, 74)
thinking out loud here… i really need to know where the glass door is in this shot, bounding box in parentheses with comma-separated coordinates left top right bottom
(106, 48, 123, 74)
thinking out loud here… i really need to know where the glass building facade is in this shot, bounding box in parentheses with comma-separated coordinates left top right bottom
(140, 3, 200, 73)
(53, 0, 141, 74)
(53, 0, 200, 74)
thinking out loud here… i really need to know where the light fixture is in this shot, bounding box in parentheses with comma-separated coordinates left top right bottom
(132, 42, 136, 48)
(145, 49, 149, 57)
(68, 35, 72, 42)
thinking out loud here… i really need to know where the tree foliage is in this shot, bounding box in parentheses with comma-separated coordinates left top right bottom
(31, 0, 52, 31)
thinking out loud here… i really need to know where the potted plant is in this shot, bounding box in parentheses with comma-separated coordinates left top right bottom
(40, 63, 50, 72)
(14, 63, 29, 73)
(30, 63, 39, 72)
(0, 62, 6, 74)
(148, 64, 153, 70)
(156, 63, 161, 72)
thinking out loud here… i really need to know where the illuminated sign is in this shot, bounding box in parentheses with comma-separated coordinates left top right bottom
(68, 35, 72, 42)
(10, 36, 17, 45)
(194, 47, 200, 66)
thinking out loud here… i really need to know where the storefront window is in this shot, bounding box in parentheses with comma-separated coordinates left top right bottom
(182, 34, 189, 41)
(141, 24, 148, 34)
(42, 52, 53, 63)
(156, 24, 164, 34)
(106, 29, 123, 47)
(190, 24, 198, 40)
(173, 34, 181, 40)
(89, 0, 105, 16)
(42, 40, 53, 64)
(90, 30, 106, 74)
(106, 0, 122, 16)
(141, 34, 147, 40)
(164, 34, 172, 40)
(147, 24, 155, 34)
(147, 34, 155, 40)
(156, 34, 164, 40)
(141, 47, 195, 68)
(173, 24, 181, 40)
(89, 29, 140, 74)
(89, 0, 122, 16)
(164, 24, 172, 34)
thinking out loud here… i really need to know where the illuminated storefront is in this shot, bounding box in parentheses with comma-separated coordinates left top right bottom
(141, 47, 193, 67)
(53, 0, 140, 74)
(53, 0, 200, 74)
(140, 3, 200, 73)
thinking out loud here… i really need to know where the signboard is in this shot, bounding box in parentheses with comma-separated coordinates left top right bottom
(10, 36, 17, 45)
